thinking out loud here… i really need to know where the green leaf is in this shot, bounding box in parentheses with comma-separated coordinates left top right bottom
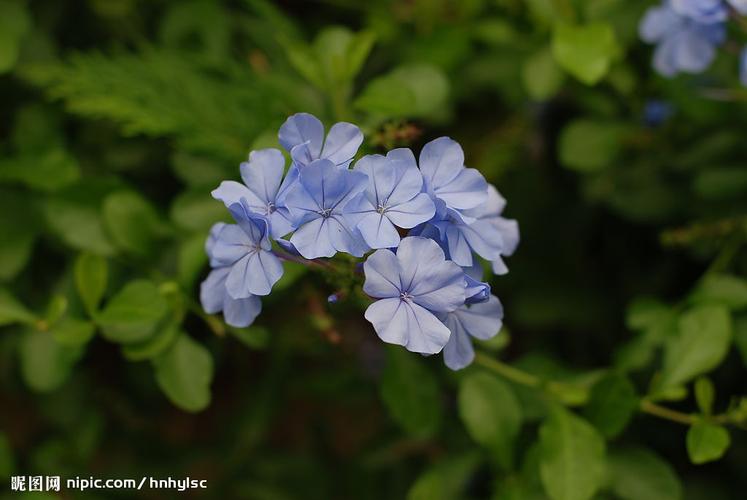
(608, 447, 682, 500)
(522, 47, 564, 100)
(122, 321, 180, 361)
(0, 0, 31, 73)
(170, 190, 226, 231)
(407, 453, 480, 500)
(103, 190, 166, 255)
(0, 149, 80, 192)
(0, 288, 36, 326)
(153, 333, 213, 412)
(689, 274, 747, 311)
(355, 64, 449, 118)
(229, 325, 270, 350)
(0, 432, 14, 477)
(583, 372, 638, 438)
(693, 167, 747, 201)
(177, 233, 209, 288)
(694, 377, 715, 416)
(97, 280, 169, 344)
(313, 26, 375, 86)
(51, 317, 95, 346)
(538, 408, 607, 500)
(74, 252, 108, 316)
(686, 421, 730, 464)
(379, 347, 441, 438)
(552, 22, 618, 85)
(44, 196, 116, 255)
(659, 305, 732, 390)
(559, 119, 624, 172)
(734, 315, 747, 368)
(458, 372, 522, 468)
(19, 330, 83, 392)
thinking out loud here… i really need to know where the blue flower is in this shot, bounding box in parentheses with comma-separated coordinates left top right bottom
(278, 112, 363, 169)
(419, 137, 488, 219)
(440, 295, 503, 371)
(284, 159, 369, 258)
(640, 2, 725, 77)
(643, 99, 675, 126)
(363, 237, 466, 354)
(464, 265, 491, 304)
(728, 0, 747, 14)
(200, 223, 262, 328)
(740, 45, 747, 86)
(346, 149, 436, 249)
(212, 148, 297, 239)
(211, 200, 284, 297)
(671, 0, 728, 23)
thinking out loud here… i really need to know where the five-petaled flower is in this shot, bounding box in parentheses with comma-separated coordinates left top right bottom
(279, 112, 363, 169)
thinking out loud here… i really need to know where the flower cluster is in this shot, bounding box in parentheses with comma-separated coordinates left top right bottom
(640, 0, 747, 82)
(201, 113, 519, 370)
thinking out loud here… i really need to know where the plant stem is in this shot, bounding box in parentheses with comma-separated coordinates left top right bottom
(639, 400, 694, 425)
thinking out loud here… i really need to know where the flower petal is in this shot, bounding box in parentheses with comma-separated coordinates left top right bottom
(239, 148, 285, 206)
(434, 167, 488, 210)
(278, 113, 324, 158)
(364, 298, 451, 354)
(211, 224, 251, 266)
(290, 217, 336, 258)
(326, 215, 369, 257)
(226, 249, 284, 297)
(212, 180, 259, 208)
(223, 294, 262, 328)
(452, 295, 503, 340)
(357, 212, 400, 249)
(200, 267, 230, 313)
(442, 317, 475, 371)
(321, 122, 363, 167)
(363, 248, 401, 298)
(386, 193, 435, 229)
(419, 137, 464, 191)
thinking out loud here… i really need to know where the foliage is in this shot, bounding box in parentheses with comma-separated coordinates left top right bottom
(1, 0, 746, 498)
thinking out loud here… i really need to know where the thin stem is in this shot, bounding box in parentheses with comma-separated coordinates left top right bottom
(639, 400, 694, 426)
(273, 248, 335, 271)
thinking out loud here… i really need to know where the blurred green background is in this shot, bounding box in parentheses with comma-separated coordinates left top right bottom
(1, 0, 747, 498)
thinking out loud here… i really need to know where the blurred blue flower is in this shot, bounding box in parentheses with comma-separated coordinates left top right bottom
(640, 2, 726, 77)
(439, 295, 503, 371)
(740, 45, 747, 85)
(346, 148, 435, 249)
(211, 200, 284, 297)
(200, 223, 262, 328)
(672, 0, 728, 23)
(419, 137, 488, 220)
(728, 0, 747, 14)
(278, 112, 363, 169)
(284, 159, 369, 258)
(643, 99, 675, 126)
(212, 148, 297, 239)
(363, 237, 466, 354)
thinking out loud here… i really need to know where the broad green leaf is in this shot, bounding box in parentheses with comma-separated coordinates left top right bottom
(458, 372, 522, 468)
(552, 22, 618, 85)
(123, 321, 180, 361)
(74, 252, 108, 316)
(559, 119, 624, 172)
(170, 151, 228, 187)
(522, 47, 564, 100)
(313, 26, 375, 86)
(0, 0, 31, 73)
(45, 295, 68, 325)
(0, 432, 14, 477)
(379, 347, 441, 438)
(689, 274, 747, 311)
(177, 233, 209, 288)
(0, 149, 80, 192)
(103, 190, 166, 255)
(170, 190, 226, 231)
(407, 453, 480, 500)
(608, 447, 682, 500)
(51, 317, 95, 346)
(153, 333, 213, 412)
(0, 288, 36, 326)
(583, 372, 638, 438)
(19, 330, 83, 392)
(539, 408, 606, 500)
(97, 280, 169, 343)
(0, 192, 39, 281)
(694, 377, 715, 416)
(355, 64, 449, 118)
(659, 305, 732, 390)
(44, 197, 115, 255)
(686, 421, 730, 464)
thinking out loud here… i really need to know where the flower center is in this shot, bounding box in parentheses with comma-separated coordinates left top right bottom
(376, 203, 387, 214)
(399, 291, 413, 302)
(319, 208, 332, 218)
(266, 202, 276, 215)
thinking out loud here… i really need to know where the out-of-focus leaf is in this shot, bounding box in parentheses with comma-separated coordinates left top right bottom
(559, 119, 624, 172)
(583, 372, 638, 438)
(0, 288, 36, 326)
(229, 325, 270, 350)
(608, 447, 682, 500)
(171, 151, 229, 187)
(0, 0, 31, 73)
(160, 0, 230, 62)
(19, 330, 83, 392)
(0, 149, 80, 192)
(659, 306, 732, 390)
(538, 407, 606, 500)
(689, 274, 747, 311)
(51, 317, 95, 347)
(177, 233, 208, 288)
(153, 333, 213, 412)
(686, 421, 730, 464)
(74, 252, 108, 316)
(97, 280, 169, 343)
(0, 432, 14, 477)
(734, 315, 747, 368)
(103, 190, 167, 255)
(170, 190, 226, 231)
(122, 321, 180, 361)
(693, 167, 747, 200)
(407, 453, 480, 500)
(523, 47, 564, 100)
(355, 64, 448, 118)
(380, 346, 441, 438)
(552, 22, 618, 85)
(694, 377, 715, 416)
(458, 372, 522, 468)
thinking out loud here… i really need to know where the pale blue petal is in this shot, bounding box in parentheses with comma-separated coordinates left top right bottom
(228, 201, 269, 248)
(740, 45, 747, 86)
(223, 294, 262, 328)
(453, 295, 503, 340)
(435, 167, 488, 210)
(290, 217, 336, 258)
(206, 222, 226, 266)
(299, 159, 347, 207)
(268, 209, 295, 239)
(442, 317, 475, 371)
(239, 148, 285, 206)
(278, 113, 324, 158)
(284, 182, 322, 225)
(326, 215, 369, 256)
(357, 212, 400, 249)
(445, 224, 474, 267)
(674, 28, 716, 73)
(492, 256, 509, 275)
(653, 37, 679, 77)
(275, 237, 301, 256)
(386, 193, 435, 229)
(290, 142, 316, 168)
(386, 155, 424, 205)
(363, 248, 401, 298)
(212, 180, 257, 208)
(364, 298, 451, 354)
(225, 249, 283, 297)
(321, 122, 363, 167)
(200, 267, 230, 313)
(640, 5, 681, 43)
(465, 274, 490, 305)
(419, 137, 464, 191)
(729, 0, 747, 14)
(276, 166, 299, 206)
(211, 224, 251, 266)
(386, 147, 418, 171)
(495, 217, 520, 256)
(340, 191, 375, 227)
